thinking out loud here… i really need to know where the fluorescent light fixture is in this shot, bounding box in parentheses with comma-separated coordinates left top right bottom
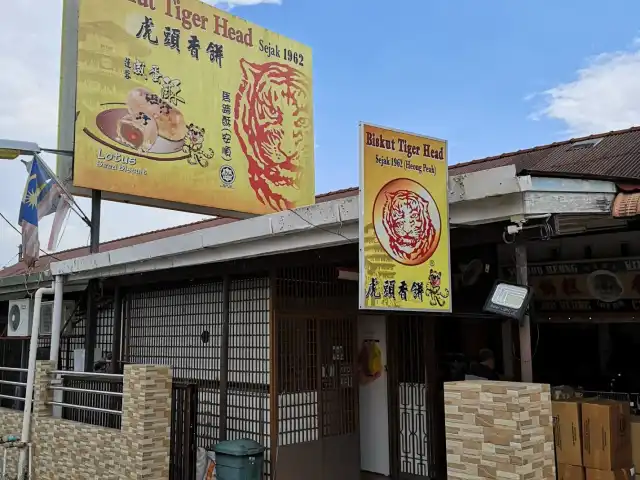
(0, 139, 41, 159)
(337, 267, 359, 281)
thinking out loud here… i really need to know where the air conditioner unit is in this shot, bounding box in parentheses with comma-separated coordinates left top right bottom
(7, 299, 76, 337)
(553, 214, 628, 236)
(40, 301, 76, 336)
(7, 299, 33, 337)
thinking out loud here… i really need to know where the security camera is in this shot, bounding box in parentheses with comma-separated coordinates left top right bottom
(506, 224, 523, 235)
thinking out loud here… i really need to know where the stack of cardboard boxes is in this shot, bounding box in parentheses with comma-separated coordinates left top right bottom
(631, 417, 640, 475)
(553, 399, 634, 480)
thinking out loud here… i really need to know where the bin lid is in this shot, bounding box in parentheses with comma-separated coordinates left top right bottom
(212, 438, 265, 456)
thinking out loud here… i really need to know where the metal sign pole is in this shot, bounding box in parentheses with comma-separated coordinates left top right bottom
(84, 189, 101, 371)
(89, 190, 101, 253)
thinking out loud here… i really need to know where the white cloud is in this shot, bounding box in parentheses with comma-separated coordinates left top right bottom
(0, 0, 277, 272)
(533, 40, 640, 136)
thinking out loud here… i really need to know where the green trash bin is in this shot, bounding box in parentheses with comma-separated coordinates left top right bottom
(212, 438, 266, 480)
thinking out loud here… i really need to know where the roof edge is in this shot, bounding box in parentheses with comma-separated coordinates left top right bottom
(452, 125, 640, 171)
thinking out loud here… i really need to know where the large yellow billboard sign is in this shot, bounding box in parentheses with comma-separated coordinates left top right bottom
(71, 0, 314, 215)
(359, 123, 451, 312)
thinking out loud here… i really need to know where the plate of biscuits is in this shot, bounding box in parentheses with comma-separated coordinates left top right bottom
(95, 87, 187, 155)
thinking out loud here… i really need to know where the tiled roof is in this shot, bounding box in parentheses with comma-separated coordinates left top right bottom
(449, 126, 640, 178)
(4, 126, 640, 279)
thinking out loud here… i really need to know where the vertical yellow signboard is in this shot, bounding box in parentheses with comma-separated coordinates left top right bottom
(359, 123, 452, 312)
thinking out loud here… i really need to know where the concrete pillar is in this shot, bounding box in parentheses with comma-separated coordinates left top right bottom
(31, 360, 55, 479)
(32, 360, 55, 420)
(122, 364, 172, 480)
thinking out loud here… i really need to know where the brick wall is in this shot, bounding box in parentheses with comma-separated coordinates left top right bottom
(0, 361, 172, 480)
(0, 408, 24, 478)
(444, 380, 555, 480)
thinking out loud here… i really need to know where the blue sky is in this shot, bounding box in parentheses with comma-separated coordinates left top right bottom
(229, 0, 640, 194)
(3, 0, 640, 260)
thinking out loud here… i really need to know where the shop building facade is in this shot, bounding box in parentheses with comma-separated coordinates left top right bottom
(2, 127, 640, 479)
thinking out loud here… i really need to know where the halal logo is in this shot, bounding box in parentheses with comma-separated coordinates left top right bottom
(220, 165, 235, 186)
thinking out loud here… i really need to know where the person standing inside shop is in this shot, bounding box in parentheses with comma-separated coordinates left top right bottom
(466, 348, 500, 381)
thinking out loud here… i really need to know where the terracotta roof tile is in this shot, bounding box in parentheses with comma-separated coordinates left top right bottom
(449, 125, 640, 178)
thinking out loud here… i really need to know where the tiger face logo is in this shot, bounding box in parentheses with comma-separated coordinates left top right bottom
(186, 123, 205, 149)
(381, 189, 437, 264)
(429, 269, 441, 289)
(234, 59, 312, 212)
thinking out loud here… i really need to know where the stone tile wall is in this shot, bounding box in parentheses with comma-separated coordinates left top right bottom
(0, 408, 24, 478)
(445, 380, 556, 480)
(0, 361, 172, 480)
(121, 364, 172, 480)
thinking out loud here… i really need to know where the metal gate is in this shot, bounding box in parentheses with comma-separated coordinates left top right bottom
(170, 382, 198, 480)
(387, 315, 443, 480)
(273, 314, 359, 480)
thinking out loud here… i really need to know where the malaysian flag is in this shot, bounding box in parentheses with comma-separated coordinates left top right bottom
(18, 157, 70, 266)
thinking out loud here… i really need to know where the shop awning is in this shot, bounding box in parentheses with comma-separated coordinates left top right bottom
(612, 185, 640, 218)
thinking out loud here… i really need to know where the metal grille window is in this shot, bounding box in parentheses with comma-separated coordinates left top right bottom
(0, 338, 27, 410)
(319, 317, 356, 438)
(60, 376, 123, 429)
(274, 314, 359, 479)
(126, 281, 223, 449)
(124, 277, 271, 476)
(227, 277, 271, 477)
(274, 265, 358, 312)
(37, 294, 114, 373)
(277, 317, 317, 393)
(272, 260, 360, 479)
(277, 316, 318, 447)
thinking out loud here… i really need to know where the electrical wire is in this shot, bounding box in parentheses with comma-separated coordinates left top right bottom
(1, 254, 18, 269)
(288, 208, 353, 242)
(0, 211, 21, 237)
(0, 211, 62, 261)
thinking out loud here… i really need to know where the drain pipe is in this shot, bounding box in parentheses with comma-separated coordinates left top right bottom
(17, 285, 54, 478)
(49, 276, 65, 368)
(50, 275, 65, 419)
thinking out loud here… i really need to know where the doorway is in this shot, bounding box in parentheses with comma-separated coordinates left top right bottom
(358, 315, 390, 476)
(387, 315, 442, 479)
(274, 313, 360, 480)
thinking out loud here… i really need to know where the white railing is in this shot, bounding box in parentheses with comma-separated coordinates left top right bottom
(48, 370, 124, 417)
(0, 367, 28, 405)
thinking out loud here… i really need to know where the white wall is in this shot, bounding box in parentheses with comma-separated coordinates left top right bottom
(358, 314, 390, 476)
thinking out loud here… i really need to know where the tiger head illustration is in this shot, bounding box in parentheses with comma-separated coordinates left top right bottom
(185, 123, 206, 150)
(381, 189, 437, 264)
(428, 269, 442, 289)
(234, 59, 312, 212)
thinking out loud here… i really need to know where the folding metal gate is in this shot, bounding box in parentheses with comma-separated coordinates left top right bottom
(273, 314, 359, 480)
(387, 315, 443, 480)
(170, 382, 198, 480)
